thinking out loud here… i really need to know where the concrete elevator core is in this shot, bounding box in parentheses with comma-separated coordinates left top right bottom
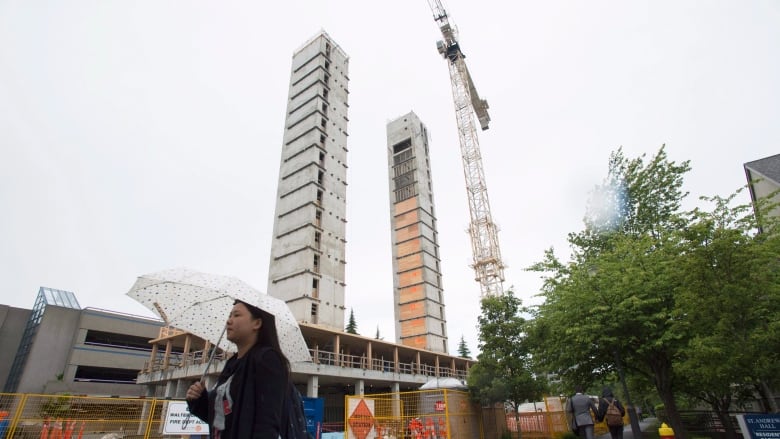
(386, 112, 448, 353)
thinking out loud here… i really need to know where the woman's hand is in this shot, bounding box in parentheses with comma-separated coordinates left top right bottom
(186, 381, 205, 401)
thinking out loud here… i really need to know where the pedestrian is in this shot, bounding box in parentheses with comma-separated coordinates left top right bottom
(186, 300, 290, 438)
(568, 385, 599, 439)
(598, 387, 626, 439)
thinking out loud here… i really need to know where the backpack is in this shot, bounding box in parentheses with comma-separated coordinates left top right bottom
(604, 398, 623, 427)
(282, 382, 313, 439)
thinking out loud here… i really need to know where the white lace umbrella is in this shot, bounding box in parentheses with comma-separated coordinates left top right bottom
(126, 268, 311, 363)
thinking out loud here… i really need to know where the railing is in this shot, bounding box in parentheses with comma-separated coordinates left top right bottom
(143, 350, 230, 372)
(310, 349, 467, 379)
(143, 345, 468, 380)
(156, 327, 185, 338)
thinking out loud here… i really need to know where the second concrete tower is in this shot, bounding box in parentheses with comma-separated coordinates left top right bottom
(386, 112, 448, 353)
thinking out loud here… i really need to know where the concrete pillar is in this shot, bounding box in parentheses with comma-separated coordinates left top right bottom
(307, 375, 319, 398)
(334, 335, 341, 366)
(367, 342, 373, 370)
(202, 341, 212, 364)
(394, 347, 399, 373)
(355, 379, 365, 395)
(392, 382, 401, 418)
(148, 344, 158, 372)
(164, 379, 177, 398)
(162, 340, 172, 370)
(183, 335, 192, 365)
(176, 379, 193, 398)
(435, 356, 440, 377)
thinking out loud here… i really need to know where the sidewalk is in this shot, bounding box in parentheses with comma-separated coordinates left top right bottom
(597, 417, 659, 439)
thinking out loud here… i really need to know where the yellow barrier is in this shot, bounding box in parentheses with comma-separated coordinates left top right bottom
(0, 393, 175, 439)
(345, 389, 481, 439)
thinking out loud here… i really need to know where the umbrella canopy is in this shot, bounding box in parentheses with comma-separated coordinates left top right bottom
(127, 268, 311, 363)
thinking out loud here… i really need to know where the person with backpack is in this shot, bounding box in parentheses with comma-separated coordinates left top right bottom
(186, 300, 290, 438)
(597, 387, 626, 439)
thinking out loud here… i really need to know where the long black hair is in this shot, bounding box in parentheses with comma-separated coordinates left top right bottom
(234, 300, 290, 373)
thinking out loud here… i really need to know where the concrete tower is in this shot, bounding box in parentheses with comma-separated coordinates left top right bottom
(268, 31, 349, 330)
(386, 112, 448, 353)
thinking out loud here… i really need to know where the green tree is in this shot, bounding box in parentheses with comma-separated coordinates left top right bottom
(468, 290, 547, 433)
(530, 146, 780, 439)
(375, 325, 383, 340)
(457, 335, 471, 359)
(345, 308, 358, 334)
(529, 146, 694, 438)
(672, 192, 780, 438)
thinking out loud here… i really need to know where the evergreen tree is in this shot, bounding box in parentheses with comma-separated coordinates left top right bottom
(457, 335, 471, 358)
(345, 308, 358, 334)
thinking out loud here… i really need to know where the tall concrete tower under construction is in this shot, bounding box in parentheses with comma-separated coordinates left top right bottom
(268, 31, 349, 330)
(386, 112, 448, 353)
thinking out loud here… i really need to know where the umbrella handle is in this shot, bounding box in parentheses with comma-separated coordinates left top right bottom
(201, 324, 227, 382)
(184, 324, 227, 430)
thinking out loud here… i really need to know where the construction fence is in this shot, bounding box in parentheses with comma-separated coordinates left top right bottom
(343, 391, 611, 439)
(1, 391, 607, 439)
(345, 389, 481, 439)
(0, 393, 207, 439)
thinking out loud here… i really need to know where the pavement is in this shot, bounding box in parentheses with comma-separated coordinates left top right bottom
(597, 417, 660, 439)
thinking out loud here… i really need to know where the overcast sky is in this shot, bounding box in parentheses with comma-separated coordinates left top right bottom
(1, 1, 778, 354)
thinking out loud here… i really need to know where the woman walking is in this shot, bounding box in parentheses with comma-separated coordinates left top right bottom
(186, 300, 290, 438)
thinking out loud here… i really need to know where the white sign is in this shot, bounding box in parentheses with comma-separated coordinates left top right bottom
(163, 401, 210, 435)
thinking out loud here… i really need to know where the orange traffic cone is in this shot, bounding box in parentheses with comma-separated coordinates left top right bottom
(40, 418, 50, 439)
(438, 417, 448, 439)
(64, 419, 76, 438)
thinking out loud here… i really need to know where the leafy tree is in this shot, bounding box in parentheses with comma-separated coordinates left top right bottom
(345, 308, 358, 334)
(529, 146, 780, 439)
(529, 146, 694, 438)
(457, 335, 471, 359)
(468, 289, 547, 432)
(672, 192, 780, 438)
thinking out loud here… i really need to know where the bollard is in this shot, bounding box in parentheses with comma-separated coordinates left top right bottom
(659, 422, 675, 439)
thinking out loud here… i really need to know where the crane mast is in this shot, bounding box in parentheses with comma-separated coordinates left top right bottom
(427, 0, 505, 297)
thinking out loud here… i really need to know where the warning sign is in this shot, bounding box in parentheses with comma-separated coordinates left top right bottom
(347, 398, 376, 439)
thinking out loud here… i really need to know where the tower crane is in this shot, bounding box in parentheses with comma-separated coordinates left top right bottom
(426, 0, 506, 297)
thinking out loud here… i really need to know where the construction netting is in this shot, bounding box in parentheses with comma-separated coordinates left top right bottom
(0, 393, 207, 439)
(345, 389, 481, 439)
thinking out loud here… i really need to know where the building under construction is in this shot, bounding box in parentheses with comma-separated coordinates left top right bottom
(267, 31, 350, 330)
(386, 112, 448, 353)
